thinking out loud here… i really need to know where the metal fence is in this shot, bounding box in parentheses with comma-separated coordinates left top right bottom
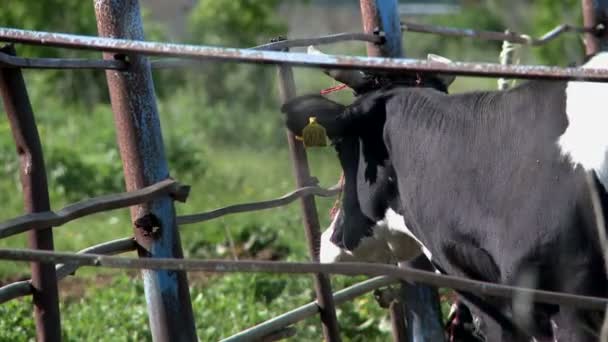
(1, 0, 607, 341)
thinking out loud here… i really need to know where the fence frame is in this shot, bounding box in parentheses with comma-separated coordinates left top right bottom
(1, 0, 608, 341)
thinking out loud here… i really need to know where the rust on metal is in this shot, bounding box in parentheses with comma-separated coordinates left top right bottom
(0, 44, 61, 342)
(93, 1, 197, 340)
(0, 179, 186, 239)
(4, 27, 608, 81)
(276, 51, 342, 341)
(359, 0, 382, 57)
(2, 248, 608, 311)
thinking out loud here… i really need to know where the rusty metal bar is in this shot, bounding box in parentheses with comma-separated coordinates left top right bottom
(277, 52, 342, 341)
(177, 183, 339, 225)
(0, 44, 61, 342)
(401, 22, 595, 47)
(0, 51, 127, 69)
(221, 276, 397, 342)
(0, 237, 136, 304)
(4, 27, 608, 81)
(251, 32, 383, 51)
(0, 179, 187, 240)
(93, 1, 197, 341)
(2, 248, 608, 310)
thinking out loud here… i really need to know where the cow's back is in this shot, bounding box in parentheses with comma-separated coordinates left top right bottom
(382, 82, 605, 291)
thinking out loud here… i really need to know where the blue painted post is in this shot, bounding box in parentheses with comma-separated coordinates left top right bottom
(359, 1, 446, 341)
(93, 1, 197, 341)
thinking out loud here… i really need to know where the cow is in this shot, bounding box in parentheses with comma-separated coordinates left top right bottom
(282, 51, 608, 341)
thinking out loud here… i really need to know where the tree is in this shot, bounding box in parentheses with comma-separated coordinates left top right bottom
(186, 0, 287, 108)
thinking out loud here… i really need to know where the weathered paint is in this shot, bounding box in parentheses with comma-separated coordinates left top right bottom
(93, 1, 197, 341)
(3, 27, 608, 80)
(376, 0, 403, 57)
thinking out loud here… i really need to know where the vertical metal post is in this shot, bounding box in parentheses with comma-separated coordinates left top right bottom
(93, 1, 197, 341)
(582, 0, 608, 56)
(359, 1, 445, 341)
(0, 44, 62, 342)
(277, 58, 342, 341)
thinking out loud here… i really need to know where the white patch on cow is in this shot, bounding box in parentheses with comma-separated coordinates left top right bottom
(319, 208, 426, 264)
(384, 208, 433, 261)
(560, 52, 608, 189)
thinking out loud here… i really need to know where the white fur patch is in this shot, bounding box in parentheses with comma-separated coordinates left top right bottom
(319, 209, 427, 264)
(560, 52, 608, 189)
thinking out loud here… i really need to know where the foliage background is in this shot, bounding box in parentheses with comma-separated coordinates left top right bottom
(0, 0, 587, 340)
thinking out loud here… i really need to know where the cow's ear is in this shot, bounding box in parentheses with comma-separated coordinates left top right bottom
(427, 54, 456, 88)
(281, 94, 346, 138)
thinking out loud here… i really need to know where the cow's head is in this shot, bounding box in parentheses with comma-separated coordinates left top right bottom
(282, 49, 455, 251)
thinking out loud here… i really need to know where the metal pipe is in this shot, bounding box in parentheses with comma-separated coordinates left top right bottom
(277, 50, 342, 341)
(4, 27, 608, 81)
(251, 32, 383, 51)
(93, 1, 197, 341)
(177, 184, 339, 225)
(221, 276, 396, 342)
(401, 22, 593, 47)
(1, 249, 608, 310)
(0, 237, 136, 304)
(0, 44, 61, 342)
(0, 179, 187, 240)
(0, 51, 127, 69)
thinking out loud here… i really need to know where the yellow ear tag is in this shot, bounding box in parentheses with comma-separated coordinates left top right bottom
(301, 116, 327, 147)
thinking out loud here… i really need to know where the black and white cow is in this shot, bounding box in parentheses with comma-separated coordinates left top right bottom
(283, 52, 608, 341)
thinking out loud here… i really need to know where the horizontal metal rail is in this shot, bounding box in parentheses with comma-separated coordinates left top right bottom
(177, 184, 340, 225)
(0, 50, 127, 70)
(1, 32, 381, 71)
(3, 27, 608, 81)
(0, 181, 338, 240)
(1, 248, 606, 310)
(250, 32, 383, 51)
(0, 179, 189, 239)
(401, 22, 598, 46)
(221, 276, 397, 342)
(0, 237, 136, 304)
